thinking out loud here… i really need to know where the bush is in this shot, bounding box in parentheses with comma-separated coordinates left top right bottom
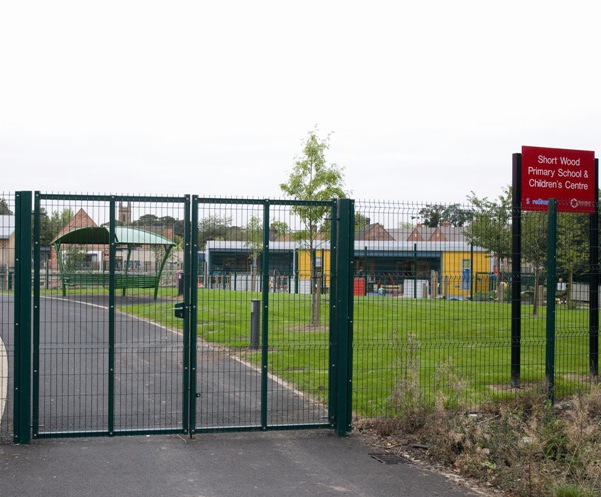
(381, 382, 601, 497)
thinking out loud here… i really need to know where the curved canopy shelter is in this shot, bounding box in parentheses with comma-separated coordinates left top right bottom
(53, 226, 176, 300)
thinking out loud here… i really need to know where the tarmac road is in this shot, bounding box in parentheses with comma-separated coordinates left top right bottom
(0, 430, 488, 497)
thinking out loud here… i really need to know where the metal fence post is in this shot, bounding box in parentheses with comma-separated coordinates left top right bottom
(14, 191, 32, 444)
(334, 198, 354, 436)
(546, 199, 558, 404)
(589, 159, 599, 377)
(511, 153, 522, 388)
(108, 198, 116, 435)
(183, 194, 194, 434)
(328, 202, 338, 426)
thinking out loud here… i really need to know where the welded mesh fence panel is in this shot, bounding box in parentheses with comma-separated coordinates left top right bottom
(112, 197, 185, 432)
(34, 194, 185, 436)
(551, 201, 598, 399)
(195, 199, 329, 430)
(35, 196, 110, 434)
(0, 193, 15, 443)
(352, 199, 600, 420)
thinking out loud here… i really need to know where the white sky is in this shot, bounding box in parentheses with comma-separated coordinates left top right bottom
(1, 1, 599, 204)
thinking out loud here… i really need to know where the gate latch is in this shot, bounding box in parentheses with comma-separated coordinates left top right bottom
(173, 302, 185, 319)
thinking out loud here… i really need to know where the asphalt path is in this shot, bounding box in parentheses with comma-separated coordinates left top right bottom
(0, 431, 488, 497)
(2, 293, 327, 437)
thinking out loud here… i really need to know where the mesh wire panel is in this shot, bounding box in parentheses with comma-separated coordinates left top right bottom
(34, 194, 186, 436)
(352, 199, 600, 420)
(195, 199, 330, 430)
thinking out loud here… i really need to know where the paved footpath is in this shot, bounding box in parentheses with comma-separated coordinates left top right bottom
(0, 430, 489, 497)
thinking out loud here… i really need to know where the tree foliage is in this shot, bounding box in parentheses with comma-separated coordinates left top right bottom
(131, 214, 185, 238)
(466, 186, 592, 312)
(280, 129, 347, 325)
(39, 208, 74, 246)
(521, 210, 548, 314)
(0, 198, 13, 215)
(197, 215, 233, 249)
(280, 129, 347, 244)
(464, 188, 512, 271)
(418, 203, 473, 227)
(557, 212, 589, 308)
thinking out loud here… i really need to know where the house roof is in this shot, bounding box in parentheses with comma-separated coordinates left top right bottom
(389, 225, 468, 243)
(355, 223, 394, 241)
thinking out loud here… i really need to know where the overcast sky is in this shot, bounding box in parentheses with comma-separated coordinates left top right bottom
(1, 1, 599, 204)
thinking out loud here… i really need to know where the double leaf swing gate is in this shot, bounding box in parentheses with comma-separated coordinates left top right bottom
(11, 192, 354, 443)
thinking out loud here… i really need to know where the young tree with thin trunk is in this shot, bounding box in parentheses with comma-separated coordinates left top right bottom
(280, 129, 347, 326)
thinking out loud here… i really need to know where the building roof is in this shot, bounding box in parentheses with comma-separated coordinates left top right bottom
(355, 223, 394, 241)
(205, 239, 486, 253)
(389, 224, 469, 243)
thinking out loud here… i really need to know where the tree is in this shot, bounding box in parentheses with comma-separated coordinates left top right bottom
(465, 187, 590, 314)
(418, 203, 473, 227)
(320, 211, 368, 236)
(197, 215, 232, 249)
(556, 212, 589, 309)
(246, 215, 263, 292)
(464, 188, 512, 277)
(39, 208, 74, 246)
(270, 221, 289, 240)
(521, 211, 548, 314)
(280, 129, 348, 325)
(131, 214, 185, 238)
(0, 198, 13, 215)
(62, 245, 87, 272)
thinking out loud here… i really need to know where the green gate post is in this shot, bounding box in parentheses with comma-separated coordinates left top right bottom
(333, 198, 354, 436)
(261, 201, 271, 430)
(546, 199, 558, 404)
(14, 191, 32, 444)
(186, 195, 198, 435)
(32, 192, 41, 437)
(108, 198, 116, 435)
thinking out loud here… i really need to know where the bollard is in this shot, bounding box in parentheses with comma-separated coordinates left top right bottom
(250, 299, 260, 349)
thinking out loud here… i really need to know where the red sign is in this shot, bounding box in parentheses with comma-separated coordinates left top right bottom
(521, 146, 596, 213)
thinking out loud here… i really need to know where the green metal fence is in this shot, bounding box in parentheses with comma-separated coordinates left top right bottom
(3, 192, 600, 443)
(352, 199, 600, 420)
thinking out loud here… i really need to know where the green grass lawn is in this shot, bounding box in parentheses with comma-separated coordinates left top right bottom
(120, 289, 596, 417)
